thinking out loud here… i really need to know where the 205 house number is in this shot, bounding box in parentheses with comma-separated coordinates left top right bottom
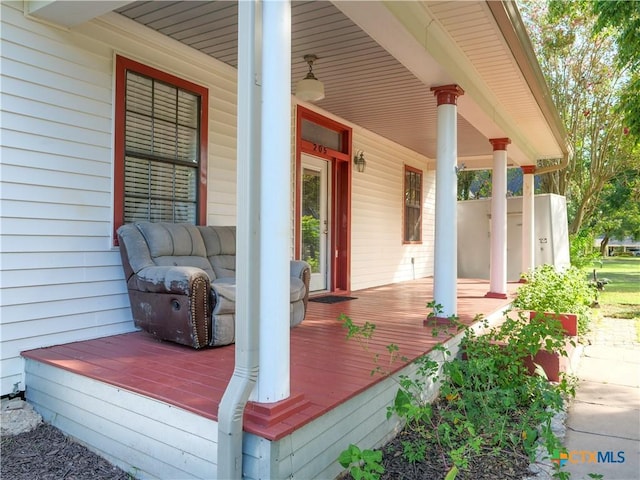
(312, 143, 328, 154)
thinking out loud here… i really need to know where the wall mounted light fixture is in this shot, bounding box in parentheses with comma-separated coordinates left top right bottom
(354, 150, 367, 173)
(295, 54, 325, 102)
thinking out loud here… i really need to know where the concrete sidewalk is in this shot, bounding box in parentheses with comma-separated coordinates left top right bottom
(562, 316, 640, 480)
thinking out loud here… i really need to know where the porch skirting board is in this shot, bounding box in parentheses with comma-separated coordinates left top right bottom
(23, 305, 509, 480)
(24, 356, 415, 480)
(24, 360, 219, 480)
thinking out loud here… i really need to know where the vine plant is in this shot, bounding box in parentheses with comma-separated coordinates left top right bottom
(337, 301, 577, 480)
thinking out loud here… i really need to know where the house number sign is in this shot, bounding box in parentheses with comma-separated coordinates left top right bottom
(312, 143, 328, 154)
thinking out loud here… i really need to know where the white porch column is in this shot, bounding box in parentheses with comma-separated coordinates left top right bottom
(431, 85, 464, 317)
(521, 165, 536, 277)
(486, 138, 510, 299)
(256, 0, 291, 402)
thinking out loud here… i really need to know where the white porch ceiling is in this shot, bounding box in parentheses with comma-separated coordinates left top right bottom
(112, 0, 566, 169)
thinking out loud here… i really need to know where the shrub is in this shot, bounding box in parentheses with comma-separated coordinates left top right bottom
(514, 264, 594, 335)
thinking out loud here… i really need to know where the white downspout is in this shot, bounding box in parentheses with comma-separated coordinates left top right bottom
(217, 2, 261, 478)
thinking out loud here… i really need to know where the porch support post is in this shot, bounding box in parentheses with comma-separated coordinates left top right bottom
(521, 165, 536, 278)
(430, 84, 464, 317)
(486, 138, 510, 299)
(256, 0, 291, 403)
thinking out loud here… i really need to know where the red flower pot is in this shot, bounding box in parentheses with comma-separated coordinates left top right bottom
(529, 311, 578, 337)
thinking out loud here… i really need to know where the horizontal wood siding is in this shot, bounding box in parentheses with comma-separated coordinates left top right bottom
(0, 3, 237, 395)
(26, 360, 218, 479)
(1, 2, 128, 395)
(351, 125, 435, 291)
(423, 171, 437, 274)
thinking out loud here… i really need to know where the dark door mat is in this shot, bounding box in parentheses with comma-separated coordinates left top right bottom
(309, 295, 358, 304)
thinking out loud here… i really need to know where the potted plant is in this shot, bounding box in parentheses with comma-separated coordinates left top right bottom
(513, 264, 594, 337)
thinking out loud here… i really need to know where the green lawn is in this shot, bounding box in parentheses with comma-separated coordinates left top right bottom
(589, 257, 640, 319)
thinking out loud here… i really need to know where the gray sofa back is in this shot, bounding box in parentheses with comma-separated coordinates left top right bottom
(127, 223, 240, 281)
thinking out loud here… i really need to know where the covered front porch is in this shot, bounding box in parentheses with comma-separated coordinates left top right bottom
(0, 1, 571, 477)
(23, 277, 519, 479)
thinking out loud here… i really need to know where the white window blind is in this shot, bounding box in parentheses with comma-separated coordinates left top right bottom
(124, 71, 200, 224)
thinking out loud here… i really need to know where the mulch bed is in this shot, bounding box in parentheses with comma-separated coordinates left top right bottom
(1, 424, 130, 480)
(341, 400, 535, 480)
(374, 428, 533, 480)
(3, 416, 534, 480)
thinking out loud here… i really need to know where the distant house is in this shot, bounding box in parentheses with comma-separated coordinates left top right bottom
(596, 237, 640, 256)
(1, 1, 569, 478)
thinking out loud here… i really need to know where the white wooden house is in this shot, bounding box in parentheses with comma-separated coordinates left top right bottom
(1, 1, 569, 478)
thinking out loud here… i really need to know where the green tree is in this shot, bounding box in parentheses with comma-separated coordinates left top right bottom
(457, 168, 528, 200)
(520, 0, 639, 234)
(457, 170, 475, 201)
(593, 0, 640, 139)
(507, 168, 525, 196)
(591, 166, 640, 255)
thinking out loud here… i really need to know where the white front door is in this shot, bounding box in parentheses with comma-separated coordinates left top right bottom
(301, 154, 330, 292)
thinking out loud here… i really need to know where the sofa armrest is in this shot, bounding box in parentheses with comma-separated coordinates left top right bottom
(290, 260, 311, 309)
(130, 265, 210, 295)
(127, 265, 211, 348)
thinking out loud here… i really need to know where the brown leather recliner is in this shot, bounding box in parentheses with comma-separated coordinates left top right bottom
(117, 222, 311, 348)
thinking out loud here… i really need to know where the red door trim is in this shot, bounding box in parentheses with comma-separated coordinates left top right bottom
(295, 105, 352, 292)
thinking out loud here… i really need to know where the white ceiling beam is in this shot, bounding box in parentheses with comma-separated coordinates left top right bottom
(25, 1, 133, 28)
(333, 1, 452, 87)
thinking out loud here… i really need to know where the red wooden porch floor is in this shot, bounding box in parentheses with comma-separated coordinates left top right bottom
(23, 278, 519, 441)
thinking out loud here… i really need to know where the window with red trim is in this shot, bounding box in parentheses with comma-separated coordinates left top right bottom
(113, 56, 208, 239)
(403, 166, 422, 243)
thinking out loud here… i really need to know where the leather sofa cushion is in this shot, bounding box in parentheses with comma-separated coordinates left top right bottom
(152, 255, 215, 280)
(135, 223, 216, 280)
(211, 255, 235, 278)
(211, 280, 236, 315)
(199, 226, 237, 278)
(138, 223, 207, 258)
(199, 226, 236, 255)
(290, 278, 306, 303)
(214, 276, 307, 304)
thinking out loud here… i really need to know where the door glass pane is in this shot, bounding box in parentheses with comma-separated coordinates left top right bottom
(404, 168, 422, 242)
(302, 168, 321, 273)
